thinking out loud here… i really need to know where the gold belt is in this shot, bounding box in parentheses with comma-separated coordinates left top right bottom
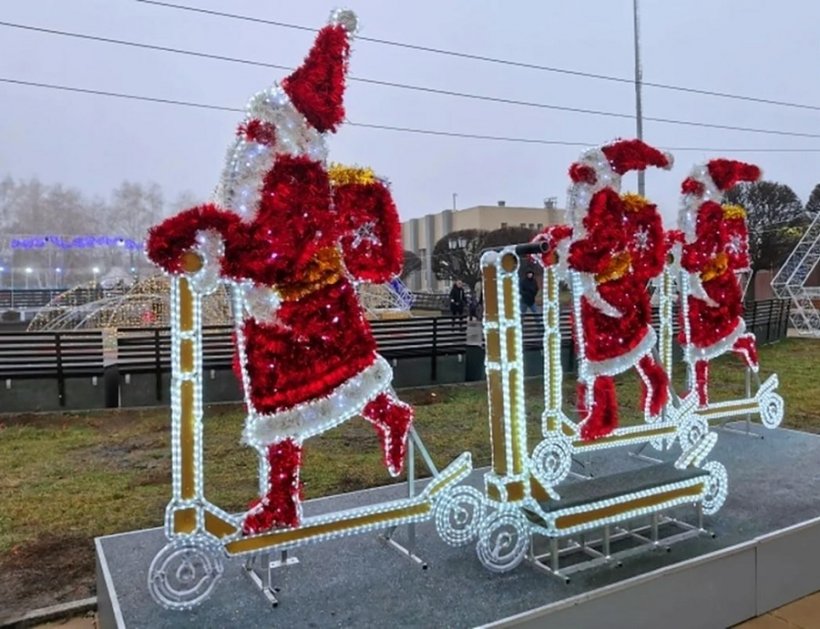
(278, 246, 345, 302)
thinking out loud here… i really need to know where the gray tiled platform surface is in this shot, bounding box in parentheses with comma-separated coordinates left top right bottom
(96, 425, 820, 628)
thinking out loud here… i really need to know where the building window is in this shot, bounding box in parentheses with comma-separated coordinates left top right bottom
(501, 222, 508, 229)
(528, 223, 535, 229)
(520, 223, 526, 228)
(537, 223, 543, 229)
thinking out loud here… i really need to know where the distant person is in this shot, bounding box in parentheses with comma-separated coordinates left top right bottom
(519, 270, 539, 315)
(468, 292, 479, 321)
(449, 280, 466, 317)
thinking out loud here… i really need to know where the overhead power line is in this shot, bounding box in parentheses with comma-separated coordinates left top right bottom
(134, 0, 820, 113)
(3, 76, 820, 154)
(3, 21, 820, 141)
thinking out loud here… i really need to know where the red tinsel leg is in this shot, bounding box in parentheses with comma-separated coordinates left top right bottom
(242, 438, 303, 535)
(695, 360, 710, 408)
(732, 333, 759, 372)
(636, 354, 670, 418)
(579, 376, 618, 440)
(362, 392, 414, 477)
(576, 381, 589, 420)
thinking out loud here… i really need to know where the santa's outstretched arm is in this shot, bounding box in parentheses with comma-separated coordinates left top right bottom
(146, 203, 243, 276)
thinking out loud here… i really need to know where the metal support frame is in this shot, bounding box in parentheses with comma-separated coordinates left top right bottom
(244, 427, 438, 604)
(529, 504, 710, 583)
(715, 367, 765, 440)
(628, 440, 664, 465)
(380, 428, 438, 569)
(243, 550, 300, 608)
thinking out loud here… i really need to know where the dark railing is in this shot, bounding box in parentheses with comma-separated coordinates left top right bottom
(0, 299, 791, 409)
(116, 316, 469, 398)
(0, 329, 105, 406)
(409, 292, 449, 312)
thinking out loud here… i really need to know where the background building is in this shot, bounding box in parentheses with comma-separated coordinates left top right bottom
(402, 200, 566, 290)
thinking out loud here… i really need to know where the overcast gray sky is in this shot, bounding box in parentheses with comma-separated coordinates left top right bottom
(1, 0, 819, 226)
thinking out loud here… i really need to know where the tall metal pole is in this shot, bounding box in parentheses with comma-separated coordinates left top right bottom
(633, 0, 645, 196)
(452, 193, 457, 211)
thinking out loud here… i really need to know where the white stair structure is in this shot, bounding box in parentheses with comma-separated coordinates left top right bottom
(771, 212, 820, 335)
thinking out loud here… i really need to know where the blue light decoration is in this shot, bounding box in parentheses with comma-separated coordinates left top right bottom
(388, 277, 415, 309)
(10, 235, 141, 250)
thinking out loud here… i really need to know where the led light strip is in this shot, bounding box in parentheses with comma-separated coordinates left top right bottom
(534, 477, 706, 536)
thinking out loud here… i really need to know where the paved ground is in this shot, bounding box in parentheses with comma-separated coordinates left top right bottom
(735, 591, 820, 628)
(32, 591, 820, 628)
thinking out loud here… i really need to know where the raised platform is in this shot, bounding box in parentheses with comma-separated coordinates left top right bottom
(96, 425, 820, 628)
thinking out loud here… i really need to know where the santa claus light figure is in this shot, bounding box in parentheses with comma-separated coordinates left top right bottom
(677, 159, 761, 406)
(539, 139, 673, 439)
(146, 10, 414, 534)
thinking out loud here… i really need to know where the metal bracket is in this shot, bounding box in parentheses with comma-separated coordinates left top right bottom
(244, 550, 299, 608)
(379, 427, 437, 569)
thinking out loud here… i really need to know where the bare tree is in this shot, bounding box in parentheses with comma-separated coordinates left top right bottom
(169, 190, 205, 216)
(0, 177, 168, 288)
(432, 229, 489, 293)
(108, 181, 164, 240)
(724, 181, 806, 272)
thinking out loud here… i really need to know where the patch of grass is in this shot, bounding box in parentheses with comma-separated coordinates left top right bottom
(0, 338, 818, 617)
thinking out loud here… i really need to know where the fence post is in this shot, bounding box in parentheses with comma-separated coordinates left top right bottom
(749, 300, 758, 341)
(55, 332, 65, 406)
(765, 300, 773, 343)
(154, 328, 162, 401)
(784, 300, 791, 338)
(431, 317, 438, 381)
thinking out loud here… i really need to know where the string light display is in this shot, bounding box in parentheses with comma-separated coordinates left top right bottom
(145, 9, 475, 610)
(674, 159, 784, 427)
(10, 235, 141, 250)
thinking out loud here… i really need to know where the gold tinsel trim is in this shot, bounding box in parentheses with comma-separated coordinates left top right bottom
(722, 204, 747, 220)
(327, 163, 377, 186)
(702, 251, 729, 282)
(278, 247, 344, 301)
(621, 192, 649, 213)
(596, 250, 632, 283)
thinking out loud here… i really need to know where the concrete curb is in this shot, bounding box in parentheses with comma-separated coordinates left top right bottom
(0, 597, 96, 629)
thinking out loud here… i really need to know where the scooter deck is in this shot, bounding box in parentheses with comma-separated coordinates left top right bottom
(527, 462, 709, 536)
(221, 452, 473, 556)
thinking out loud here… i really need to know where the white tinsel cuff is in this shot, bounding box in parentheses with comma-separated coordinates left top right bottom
(188, 230, 224, 295)
(579, 273, 622, 318)
(584, 327, 657, 377)
(683, 319, 746, 363)
(242, 283, 283, 324)
(687, 273, 719, 308)
(243, 355, 393, 444)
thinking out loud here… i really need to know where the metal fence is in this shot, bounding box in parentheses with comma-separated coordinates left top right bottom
(0, 299, 791, 409)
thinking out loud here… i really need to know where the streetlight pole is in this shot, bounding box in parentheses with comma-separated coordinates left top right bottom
(633, 0, 645, 196)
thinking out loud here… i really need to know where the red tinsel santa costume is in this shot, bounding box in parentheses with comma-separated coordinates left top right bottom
(559, 139, 672, 439)
(677, 159, 761, 406)
(146, 10, 414, 534)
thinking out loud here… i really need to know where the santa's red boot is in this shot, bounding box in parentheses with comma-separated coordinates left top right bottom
(362, 392, 414, 476)
(694, 360, 710, 407)
(637, 354, 670, 418)
(733, 333, 759, 372)
(579, 376, 619, 440)
(242, 438, 303, 534)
